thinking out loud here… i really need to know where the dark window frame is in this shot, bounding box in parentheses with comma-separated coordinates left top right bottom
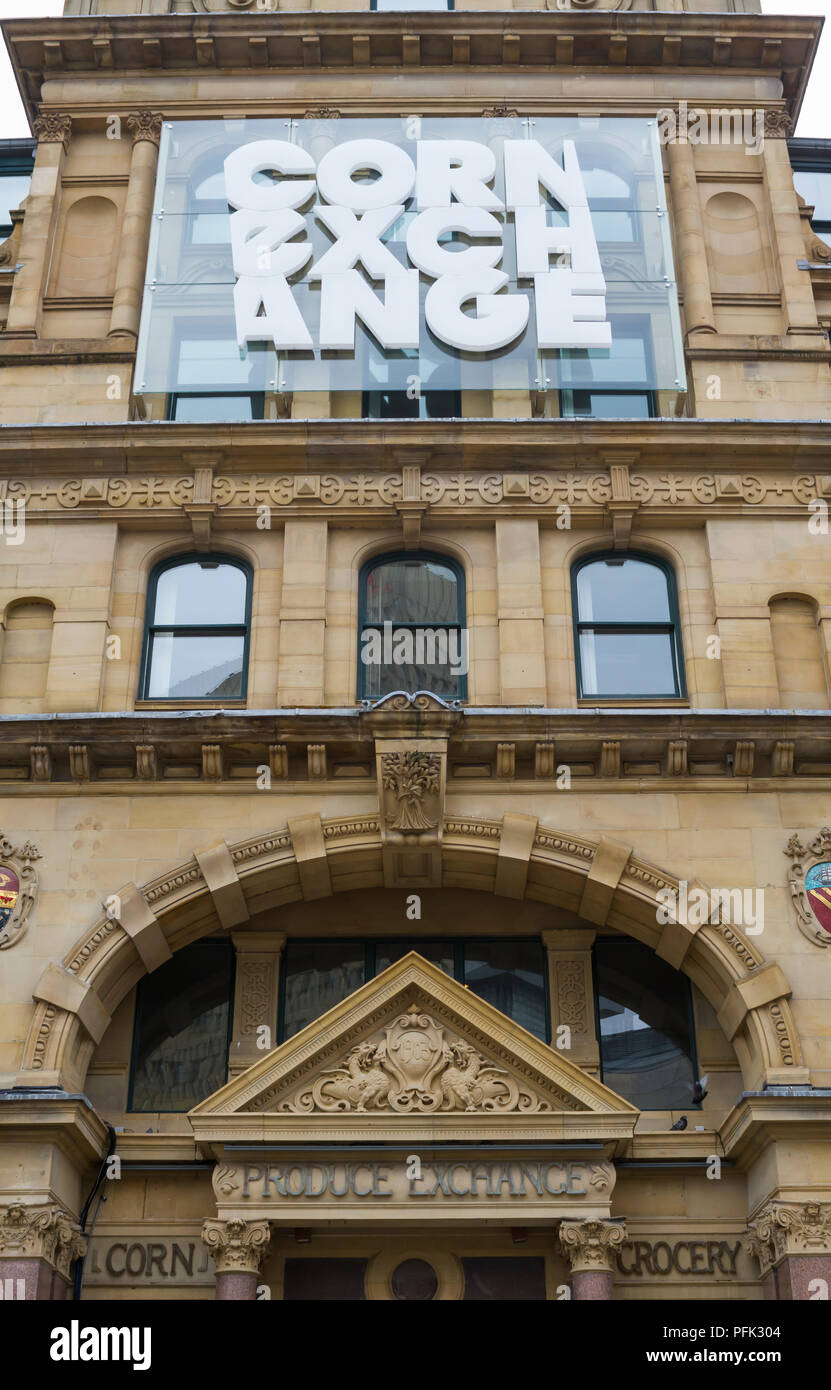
(370, 0, 454, 9)
(558, 313, 657, 421)
(591, 935, 700, 1111)
(357, 549, 468, 702)
(571, 549, 686, 700)
(127, 938, 236, 1113)
(278, 937, 550, 1043)
(139, 551, 253, 702)
(164, 317, 265, 422)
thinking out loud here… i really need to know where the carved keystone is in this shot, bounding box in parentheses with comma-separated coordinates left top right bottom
(578, 839, 632, 927)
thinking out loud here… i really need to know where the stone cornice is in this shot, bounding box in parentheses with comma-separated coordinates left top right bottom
(719, 1091, 831, 1168)
(0, 419, 829, 472)
(3, 12, 821, 129)
(1, 708, 830, 789)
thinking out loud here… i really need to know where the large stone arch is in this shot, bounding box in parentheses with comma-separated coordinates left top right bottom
(19, 812, 807, 1095)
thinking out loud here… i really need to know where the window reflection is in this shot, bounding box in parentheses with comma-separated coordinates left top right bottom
(594, 938, 697, 1110)
(573, 554, 684, 698)
(128, 940, 234, 1112)
(359, 553, 466, 701)
(142, 556, 251, 700)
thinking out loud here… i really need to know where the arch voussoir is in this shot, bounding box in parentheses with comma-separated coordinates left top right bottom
(17, 812, 807, 1095)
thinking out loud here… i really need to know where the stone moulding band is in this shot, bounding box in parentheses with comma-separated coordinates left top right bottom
(19, 812, 806, 1098)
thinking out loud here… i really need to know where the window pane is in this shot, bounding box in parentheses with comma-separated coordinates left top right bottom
(153, 562, 247, 626)
(0, 173, 31, 225)
(282, 942, 365, 1040)
(375, 942, 454, 975)
(564, 391, 652, 419)
(463, 1258, 546, 1301)
(365, 559, 458, 624)
(173, 394, 254, 422)
(361, 629, 463, 701)
(375, 0, 449, 9)
(129, 941, 233, 1111)
(464, 941, 546, 1040)
(284, 1260, 367, 1300)
(579, 630, 676, 697)
(177, 338, 253, 388)
(576, 558, 671, 623)
(147, 633, 245, 699)
(595, 939, 696, 1109)
(793, 169, 831, 223)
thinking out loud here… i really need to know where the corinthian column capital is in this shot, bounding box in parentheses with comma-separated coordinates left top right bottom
(201, 1218, 271, 1275)
(32, 111, 72, 153)
(0, 1202, 86, 1281)
(126, 111, 164, 148)
(558, 1217, 627, 1274)
(745, 1199, 831, 1278)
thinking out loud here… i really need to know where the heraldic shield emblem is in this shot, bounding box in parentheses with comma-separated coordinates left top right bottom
(0, 833, 40, 950)
(785, 830, 831, 948)
(805, 863, 831, 936)
(0, 865, 19, 931)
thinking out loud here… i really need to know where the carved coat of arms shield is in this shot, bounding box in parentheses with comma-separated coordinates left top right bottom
(805, 862, 831, 936)
(384, 1010, 445, 1111)
(785, 830, 831, 947)
(0, 866, 19, 931)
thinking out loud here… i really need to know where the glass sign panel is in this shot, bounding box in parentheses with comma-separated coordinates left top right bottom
(135, 117, 686, 404)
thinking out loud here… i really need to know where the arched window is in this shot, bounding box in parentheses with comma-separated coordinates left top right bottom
(581, 161, 637, 243)
(140, 555, 252, 701)
(593, 938, 699, 1110)
(572, 552, 684, 699)
(358, 552, 466, 701)
(189, 167, 230, 245)
(128, 939, 235, 1112)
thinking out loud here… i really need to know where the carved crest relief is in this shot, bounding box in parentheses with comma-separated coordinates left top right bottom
(785, 830, 831, 947)
(381, 752, 440, 833)
(0, 834, 40, 950)
(279, 1007, 552, 1115)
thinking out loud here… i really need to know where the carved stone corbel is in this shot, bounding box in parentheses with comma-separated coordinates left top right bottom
(375, 740, 447, 889)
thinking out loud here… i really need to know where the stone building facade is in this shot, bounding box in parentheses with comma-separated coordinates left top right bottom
(0, 0, 830, 1302)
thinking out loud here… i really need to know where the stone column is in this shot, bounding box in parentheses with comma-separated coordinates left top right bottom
(543, 929, 600, 1074)
(4, 113, 71, 340)
(495, 519, 546, 706)
(202, 1219, 271, 1301)
(667, 137, 716, 337)
(108, 111, 163, 340)
(761, 113, 823, 338)
(745, 1199, 831, 1301)
(559, 1217, 626, 1300)
(0, 1203, 85, 1300)
(228, 932, 285, 1075)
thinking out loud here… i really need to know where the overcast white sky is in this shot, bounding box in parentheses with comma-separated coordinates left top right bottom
(0, 0, 829, 140)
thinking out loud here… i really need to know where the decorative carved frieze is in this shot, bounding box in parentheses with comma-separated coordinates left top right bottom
(559, 1217, 627, 1273)
(5, 467, 830, 518)
(200, 1218, 270, 1275)
(32, 111, 71, 152)
(0, 1203, 85, 1280)
(279, 1007, 553, 1115)
(745, 1200, 831, 1278)
(0, 833, 41, 951)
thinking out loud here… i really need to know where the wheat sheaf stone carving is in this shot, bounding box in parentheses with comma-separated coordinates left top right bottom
(381, 751, 440, 832)
(280, 1007, 551, 1115)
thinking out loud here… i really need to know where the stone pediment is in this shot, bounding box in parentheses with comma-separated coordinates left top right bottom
(190, 953, 637, 1146)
